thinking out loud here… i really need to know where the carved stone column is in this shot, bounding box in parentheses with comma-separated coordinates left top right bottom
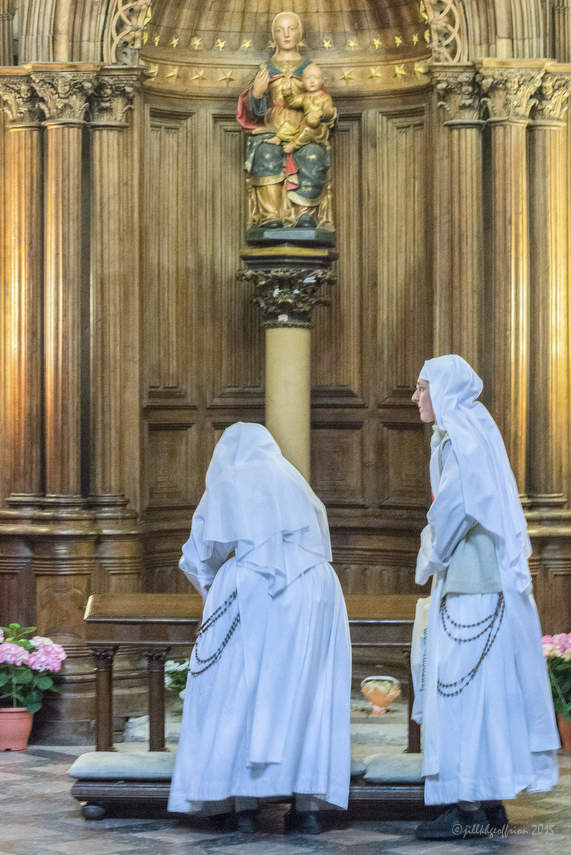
(0, 1, 14, 66)
(527, 74, 570, 508)
(0, 77, 44, 504)
(552, 1, 571, 62)
(89, 71, 137, 512)
(432, 66, 484, 367)
(33, 69, 96, 505)
(477, 62, 545, 497)
(239, 249, 336, 480)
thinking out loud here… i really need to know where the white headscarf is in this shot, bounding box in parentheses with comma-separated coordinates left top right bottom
(420, 355, 531, 592)
(191, 422, 332, 596)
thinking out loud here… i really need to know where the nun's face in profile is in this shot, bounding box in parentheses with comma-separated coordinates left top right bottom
(412, 378, 435, 423)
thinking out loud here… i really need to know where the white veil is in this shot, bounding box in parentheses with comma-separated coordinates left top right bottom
(420, 355, 531, 592)
(190, 422, 332, 596)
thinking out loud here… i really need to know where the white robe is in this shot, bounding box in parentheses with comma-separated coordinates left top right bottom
(416, 439, 559, 805)
(168, 534, 352, 813)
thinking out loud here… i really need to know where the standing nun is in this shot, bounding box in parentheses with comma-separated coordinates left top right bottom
(411, 355, 559, 840)
(168, 422, 351, 833)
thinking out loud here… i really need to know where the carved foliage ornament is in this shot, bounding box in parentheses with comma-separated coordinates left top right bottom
(91, 77, 135, 125)
(31, 73, 95, 122)
(0, 77, 42, 123)
(478, 69, 546, 121)
(239, 267, 336, 328)
(533, 74, 570, 122)
(433, 69, 480, 122)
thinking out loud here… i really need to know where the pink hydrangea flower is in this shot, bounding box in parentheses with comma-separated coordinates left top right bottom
(0, 629, 4, 643)
(0, 642, 30, 666)
(27, 641, 66, 672)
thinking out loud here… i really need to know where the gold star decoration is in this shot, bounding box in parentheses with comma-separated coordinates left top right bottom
(347, 39, 358, 50)
(144, 7, 152, 26)
(419, 1, 429, 22)
(219, 71, 235, 85)
(368, 67, 382, 79)
(170, 36, 179, 48)
(322, 39, 333, 49)
(267, 40, 276, 49)
(215, 39, 226, 51)
(412, 33, 419, 45)
(394, 35, 403, 47)
(415, 62, 429, 77)
(191, 36, 202, 49)
(339, 69, 354, 83)
(394, 64, 406, 78)
(143, 31, 149, 45)
(167, 67, 179, 79)
(424, 28, 431, 43)
(153, 35, 160, 46)
(191, 69, 205, 81)
(373, 37, 383, 49)
(298, 40, 306, 47)
(241, 40, 252, 49)
(147, 63, 159, 78)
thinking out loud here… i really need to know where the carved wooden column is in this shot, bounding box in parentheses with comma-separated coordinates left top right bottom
(527, 73, 570, 509)
(477, 62, 545, 497)
(32, 69, 96, 506)
(239, 252, 336, 480)
(89, 72, 136, 512)
(0, 1, 14, 66)
(432, 66, 484, 368)
(552, 1, 571, 62)
(0, 77, 44, 504)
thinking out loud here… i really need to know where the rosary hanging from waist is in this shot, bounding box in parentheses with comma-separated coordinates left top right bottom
(437, 592, 505, 697)
(190, 589, 240, 676)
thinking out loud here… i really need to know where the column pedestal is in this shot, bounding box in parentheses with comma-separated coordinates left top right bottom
(239, 243, 336, 480)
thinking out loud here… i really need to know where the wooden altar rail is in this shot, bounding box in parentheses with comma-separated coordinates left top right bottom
(84, 592, 421, 754)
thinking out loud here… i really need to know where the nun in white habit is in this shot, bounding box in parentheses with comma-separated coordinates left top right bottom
(411, 355, 559, 841)
(168, 422, 351, 833)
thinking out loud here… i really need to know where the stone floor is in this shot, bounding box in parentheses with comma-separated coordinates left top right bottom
(0, 744, 569, 855)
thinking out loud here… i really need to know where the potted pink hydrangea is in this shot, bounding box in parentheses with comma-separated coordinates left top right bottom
(0, 622, 67, 750)
(542, 632, 571, 753)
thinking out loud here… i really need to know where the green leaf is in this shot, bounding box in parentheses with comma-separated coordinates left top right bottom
(35, 676, 54, 690)
(25, 700, 42, 713)
(0, 673, 11, 686)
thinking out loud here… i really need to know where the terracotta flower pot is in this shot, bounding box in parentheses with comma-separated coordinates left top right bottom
(0, 707, 34, 751)
(557, 713, 571, 754)
(360, 675, 401, 715)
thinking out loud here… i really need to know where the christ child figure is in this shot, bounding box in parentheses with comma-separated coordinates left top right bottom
(267, 63, 337, 153)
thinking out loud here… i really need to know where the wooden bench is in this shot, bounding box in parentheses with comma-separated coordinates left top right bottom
(70, 592, 424, 817)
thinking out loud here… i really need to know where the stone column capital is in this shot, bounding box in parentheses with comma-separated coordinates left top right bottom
(476, 65, 545, 122)
(90, 71, 141, 127)
(238, 266, 336, 329)
(0, 75, 42, 124)
(31, 71, 95, 124)
(532, 73, 570, 122)
(432, 65, 482, 125)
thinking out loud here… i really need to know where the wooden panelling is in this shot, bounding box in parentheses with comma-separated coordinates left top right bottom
(311, 423, 366, 508)
(378, 422, 430, 509)
(144, 110, 196, 404)
(375, 107, 431, 404)
(207, 114, 263, 407)
(144, 422, 198, 510)
(312, 115, 364, 405)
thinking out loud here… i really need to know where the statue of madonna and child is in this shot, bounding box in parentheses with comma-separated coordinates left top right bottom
(236, 11, 337, 235)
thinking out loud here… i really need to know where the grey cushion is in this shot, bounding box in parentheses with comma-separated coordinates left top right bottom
(363, 753, 424, 784)
(67, 751, 175, 780)
(350, 758, 367, 777)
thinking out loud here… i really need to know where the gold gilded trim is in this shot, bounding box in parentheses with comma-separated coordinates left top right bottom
(247, 174, 285, 187)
